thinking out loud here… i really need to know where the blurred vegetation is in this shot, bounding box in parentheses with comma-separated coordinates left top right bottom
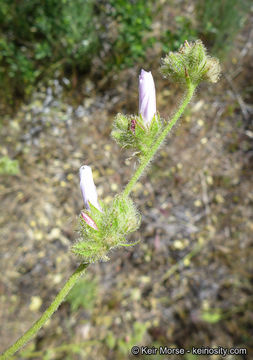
(104, 0, 155, 70)
(14, 341, 98, 360)
(0, 0, 98, 103)
(105, 321, 149, 355)
(161, 15, 197, 53)
(0, 0, 251, 106)
(196, 0, 251, 57)
(66, 277, 97, 312)
(0, 156, 19, 175)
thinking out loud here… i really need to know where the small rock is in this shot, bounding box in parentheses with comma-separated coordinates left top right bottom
(29, 296, 42, 312)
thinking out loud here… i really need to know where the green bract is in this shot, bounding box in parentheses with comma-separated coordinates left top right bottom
(111, 113, 163, 156)
(72, 196, 141, 262)
(161, 40, 221, 86)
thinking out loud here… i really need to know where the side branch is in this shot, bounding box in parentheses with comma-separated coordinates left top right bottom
(123, 83, 196, 197)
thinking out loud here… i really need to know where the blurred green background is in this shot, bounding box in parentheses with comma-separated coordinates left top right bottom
(0, 0, 252, 359)
(0, 0, 251, 107)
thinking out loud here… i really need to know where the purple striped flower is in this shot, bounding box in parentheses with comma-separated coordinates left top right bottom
(139, 69, 156, 126)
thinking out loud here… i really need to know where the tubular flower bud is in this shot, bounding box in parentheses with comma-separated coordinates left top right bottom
(81, 211, 98, 230)
(139, 69, 156, 127)
(79, 165, 101, 211)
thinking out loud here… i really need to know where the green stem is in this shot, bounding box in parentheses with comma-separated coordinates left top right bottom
(123, 83, 196, 197)
(1, 83, 195, 360)
(0, 263, 89, 360)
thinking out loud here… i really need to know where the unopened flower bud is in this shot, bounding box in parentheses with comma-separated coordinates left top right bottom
(161, 40, 221, 86)
(79, 165, 101, 211)
(81, 211, 98, 230)
(139, 69, 156, 126)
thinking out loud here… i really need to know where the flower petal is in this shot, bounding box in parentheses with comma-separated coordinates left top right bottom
(79, 165, 101, 211)
(139, 69, 156, 126)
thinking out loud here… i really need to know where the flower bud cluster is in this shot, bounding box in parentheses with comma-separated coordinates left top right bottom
(112, 112, 163, 157)
(74, 40, 220, 262)
(73, 166, 141, 262)
(112, 69, 163, 157)
(161, 40, 221, 86)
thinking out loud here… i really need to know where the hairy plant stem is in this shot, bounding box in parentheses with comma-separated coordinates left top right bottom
(0, 263, 89, 360)
(1, 82, 195, 360)
(123, 82, 196, 197)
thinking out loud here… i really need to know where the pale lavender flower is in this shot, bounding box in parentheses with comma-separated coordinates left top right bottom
(79, 165, 101, 211)
(139, 69, 156, 126)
